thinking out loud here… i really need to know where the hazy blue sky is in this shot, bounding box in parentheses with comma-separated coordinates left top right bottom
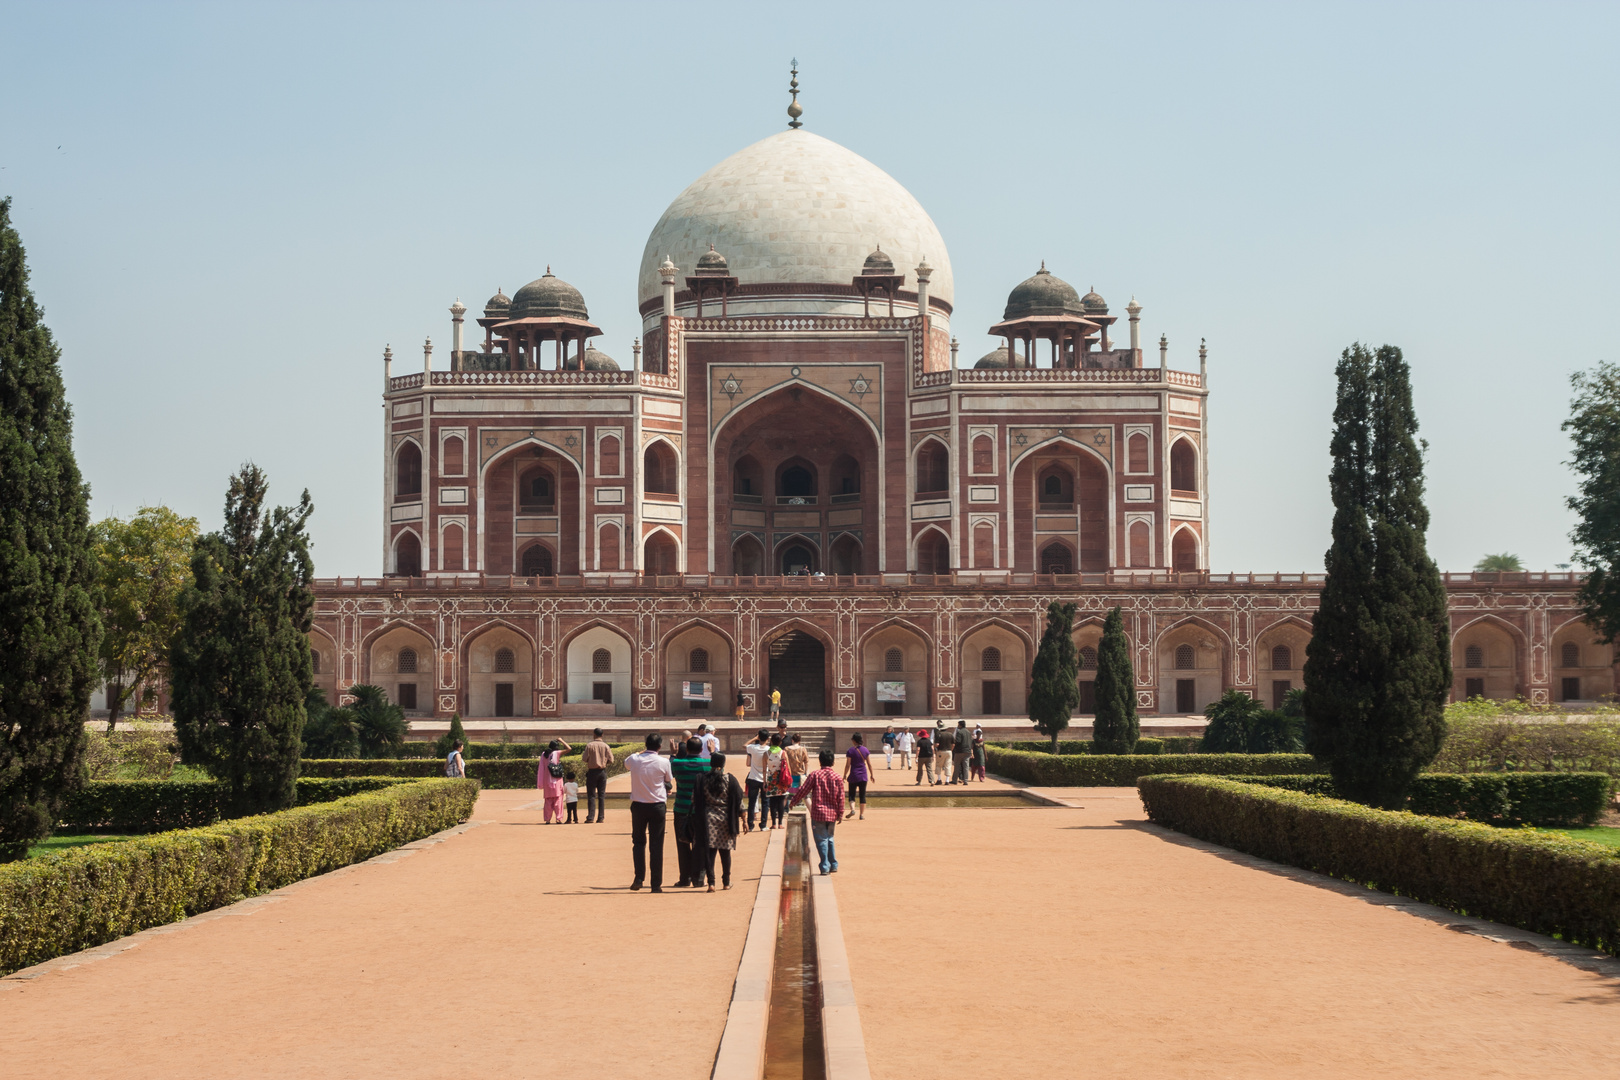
(3, 2, 1615, 575)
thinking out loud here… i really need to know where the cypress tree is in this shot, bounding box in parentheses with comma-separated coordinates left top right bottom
(1091, 606, 1138, 754)
(1305, 344, 1450, 807)
(170, 465, 315, 816)
(434, 713, 468, 759)
(0, 197, 103, 861)
(1028, 600, 1079, 752)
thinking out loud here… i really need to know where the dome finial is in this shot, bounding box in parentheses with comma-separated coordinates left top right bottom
(1040, 260, 1047, 272)
(787, 60, 803, 129)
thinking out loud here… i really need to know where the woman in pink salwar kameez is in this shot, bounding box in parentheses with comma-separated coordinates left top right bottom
(537, 738, 572, 823)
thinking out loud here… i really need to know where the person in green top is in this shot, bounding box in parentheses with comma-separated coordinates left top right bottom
(669, 736, 711, 888)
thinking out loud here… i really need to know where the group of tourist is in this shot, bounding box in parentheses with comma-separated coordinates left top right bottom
(888, 719, 987, 785)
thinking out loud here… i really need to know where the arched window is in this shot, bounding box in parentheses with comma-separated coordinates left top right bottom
(644, 532, 679, 575)
(829, 534, 862, 575)
(1128, 432, 1149, 473)
(1272, 645, 1292, 670)
(916, 532, 950, 574)
(1562, 642, 1580, 667)
(972, 523, 994, 567)
(832, 454, 861, 496)
(885, 647, 904, 672)
(599, 434, 621, 477)
(394, 532, 421, 577)
(971, 435, 993, 474)
(1464, 644, 1484, 669)
(644, 443, 678, 495)
(441, 523, 464, 573)
(1044, 475, 1063, 497)
(779, 465, 815, 498)
(1039, 542, 1073, 575)
(982, 646, 1002, 672)
(592, 647, 612, 673)
(733, 535, 765, 576)
(310, 649, 321, 674)
(1079, 646, 1098, 670)
(780, 543, 815, 575)
(1129, 521, 1150, 568)
(1038, 465, 1073, 507)
(1171, 440, 1198, 493)
(1172, 530, 1198, 573)
(520, 470, 554, 512)
(442, 435, 464, 477)
(598, 523, 621, 571)
(395, 442, 421, 498)
(689, 647, 710, 673)
(732, 455, 763, 497)
(494, 647, 515, 674)
(397, 647, 418, 674)
(521, 544, 553, 578)
(1175, 643, 1195, 670)
(916, 442, 949, 494)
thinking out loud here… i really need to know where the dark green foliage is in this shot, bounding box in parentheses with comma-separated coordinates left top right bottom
(0, 778, 478, 975)
(1201, 690, 1305, 753)
(433, 714, 469, 758)
(1228, 772, 1611, 827)
(1565, 362, 1620, 643)
(1091, 606, 1138, 754)
(1305, 344, 1450, 808)
(390, 738, 542, 760)
(982, 746, 1319, 787)
(299, 743, 636, 787)
(169, 465, 315, 817)
(345, 684, 407, 758)
(300, 685, 358, 759)
(995, 736, 1215, 756)
(0, 198, 103, 862)
(1028, 601, 1079, 751)
(57, 776, 413, 833)
(1280, 687, 1307, 718)
(1137, 775, 1620, 954)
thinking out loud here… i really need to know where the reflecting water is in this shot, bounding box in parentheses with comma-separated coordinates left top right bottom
(763, 814, 825, 1080)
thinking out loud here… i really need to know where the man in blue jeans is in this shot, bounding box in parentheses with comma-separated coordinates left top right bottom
(789, 750, 846, 874)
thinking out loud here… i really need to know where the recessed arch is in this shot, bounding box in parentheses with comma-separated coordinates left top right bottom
(461, 619, 536, 718)
(914, 436, 950, 495)
(663, 620, 733, 715)
(563, 623, 634, 716)
(732, 533, 766, 576)
(518, 540, 555, 578)
(394, 439, 422, 499)
(1170, 435, 1198, 493)
(1451, 614, 1523, 701)
(775, 532, 820, 575)
(391, 529, 422, 577)
(1038, 538, 1075, 575)
(860, 618, 931, 716)
(1170, 525, 1200, 572)
(962, 619, 1031, 717)
(914, 526, 951, 574)
(829, 532, 863, 575)
(643, 437, 680, 496)
(1156, 615, 1232, 715)
(364, 619, 436, 716)
(307, 626, 340, 706)
(762, 619, 835, 715)
(775, 456, 819, 499)
(643, 527, 681, 575)
(1011, 435, 1112, 573)
(480, 438, 582, 576)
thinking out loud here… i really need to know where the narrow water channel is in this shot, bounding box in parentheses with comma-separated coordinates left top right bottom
(762, 814, 826, 1080)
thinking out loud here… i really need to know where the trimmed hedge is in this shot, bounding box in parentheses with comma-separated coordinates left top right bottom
(298, 743, 636, 788)
(1137, 775, 1620, 954)
(59, 777, 415, 834)
(984, 746, 1320, 787)
(997, 736, 1210, 756)
(0, 779, 479, 976)
(1229, 772, 1613, 828)
(392, 741, 548, 759)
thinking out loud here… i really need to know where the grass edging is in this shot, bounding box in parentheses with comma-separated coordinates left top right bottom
(1137, 774, 1620, 954)
(0, 778, 479, 976)
(985, 747, 1320, 787)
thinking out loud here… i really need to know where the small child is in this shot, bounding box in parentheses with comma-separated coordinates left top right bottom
(563, 768, 580, 823)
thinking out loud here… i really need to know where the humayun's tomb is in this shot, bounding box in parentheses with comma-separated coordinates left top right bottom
(306, 83, 1614, 724)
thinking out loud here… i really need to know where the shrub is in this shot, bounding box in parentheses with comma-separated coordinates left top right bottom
(1202, 691, 1306, 754)
(298, 744, 636, 788)
(81, 724, 182, 780)
(1229, 771, 1612, 827)
(984, 746, 1319, 787)
(391, 740, 546, 759)
(1431, 711, 1620, 776)
(433, 714, 469, 758)
(1136, 775, 1620, 954)
(0, 779, 479, 975)
(57, 777, 416, 833)
(994, 736, 1238, 757)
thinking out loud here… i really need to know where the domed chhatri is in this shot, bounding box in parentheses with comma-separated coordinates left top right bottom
(483, 287, 511, 317)
(1081, 287, 1108, 315)
(510, 269, 589, 321)
(974, 346, 1014, 369)
(862, 245, 896, 275)
(638, 130, 953, 319)
(1003, 263, 1085, 321)
(695, 244, 730, 274)
(580, 344, 619, 371)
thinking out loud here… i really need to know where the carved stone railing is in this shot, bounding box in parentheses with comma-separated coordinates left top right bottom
(680, 315, 918, 333)
(954, 367, 1203, 387)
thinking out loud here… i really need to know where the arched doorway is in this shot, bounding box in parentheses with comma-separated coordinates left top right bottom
(733, 535, 765, 576)
(829, 533, 862, 575)
(644, 532, 679, 575)
(766, 629, 826, 714)
(778, 538, 817, 575)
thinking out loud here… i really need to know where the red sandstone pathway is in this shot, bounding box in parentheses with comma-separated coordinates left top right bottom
(830, 789, 1620, 1079)
(0, 789, 768, 1080)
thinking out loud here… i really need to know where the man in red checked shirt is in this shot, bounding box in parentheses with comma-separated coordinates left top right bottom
(789, 749, 846, 874)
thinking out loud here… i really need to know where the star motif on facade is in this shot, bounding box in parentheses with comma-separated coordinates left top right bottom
(1092, 432, 1108, 446)
(564, 434, 578, 450)
(848, 373, 873, 400)
(720, 373, 743, 401)
(1013, 432, 1028, 446)
(484, 436, 499, 448)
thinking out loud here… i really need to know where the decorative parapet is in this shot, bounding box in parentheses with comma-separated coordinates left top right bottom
(952, 366, 1205, 388)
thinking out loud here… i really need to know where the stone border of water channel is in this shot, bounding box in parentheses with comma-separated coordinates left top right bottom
(711, 826, 788, 1080)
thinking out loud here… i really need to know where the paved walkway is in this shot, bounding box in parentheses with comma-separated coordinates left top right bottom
(0, 790, 769, 1080)
(829, 790, 1620, 1078)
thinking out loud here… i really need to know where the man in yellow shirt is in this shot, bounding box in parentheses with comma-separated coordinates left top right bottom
(770, 687, 782, 721)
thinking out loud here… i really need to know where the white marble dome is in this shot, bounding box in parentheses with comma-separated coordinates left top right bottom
(638, 130, 953, 323)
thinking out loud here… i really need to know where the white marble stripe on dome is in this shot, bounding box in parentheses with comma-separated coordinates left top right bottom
(638, 130, 953, 312)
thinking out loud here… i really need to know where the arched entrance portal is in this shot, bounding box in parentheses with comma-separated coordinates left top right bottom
(766, 630, 826, 714)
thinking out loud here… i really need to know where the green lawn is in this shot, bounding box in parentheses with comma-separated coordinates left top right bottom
(1545, 826, 1620, 849)
(27, 834, 133, 859)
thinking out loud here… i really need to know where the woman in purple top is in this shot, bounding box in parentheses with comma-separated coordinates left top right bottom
(842, 732, 874, 821)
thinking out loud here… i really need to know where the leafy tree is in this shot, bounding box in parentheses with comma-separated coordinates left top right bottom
(1091, 606, 1139, 754)
(346, 684, 407, 758)
(1305, 344, 1450, 808)
(434, 713, 468, 759)
(91, 505, 199, 730)
(1028, 600, 1079, 752)
(300, 685, 358, 759)
(170, 465, 314, 816)
(1202, 690, 1266, 752)
(1565, 361, 1620, 642)
(1473, 553, 1523, 572)
(0, 197, 103, 861)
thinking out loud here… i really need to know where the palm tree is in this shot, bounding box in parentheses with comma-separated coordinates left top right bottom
(1474, 553, 1524, 572)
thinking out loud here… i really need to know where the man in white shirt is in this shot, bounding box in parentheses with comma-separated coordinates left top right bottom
(696, 723, 721, 760)
(897, 728, 914, 769)
(744, 729, 770, 830)
(626, 733, 676, 893)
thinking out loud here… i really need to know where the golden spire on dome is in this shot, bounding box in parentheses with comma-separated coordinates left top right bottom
(787, 60, 803, 129)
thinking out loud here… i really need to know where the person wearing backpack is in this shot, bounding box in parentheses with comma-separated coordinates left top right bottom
(537, 737, 572, 824)
(445, 739, 466, 778)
